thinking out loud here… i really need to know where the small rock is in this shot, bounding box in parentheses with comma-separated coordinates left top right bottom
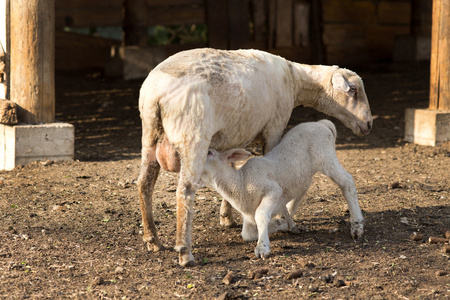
(321, 274, 334, 283)
(308, 285, 320, 292)
(389, 182, 400, 189)
(222, 271, 234, 285)
(304, 261, 316, 268)
(115, 266, 125, 274)
(334, 279, 347, 287)
(400, 217, 409, 225)
(329, 227, 340, 234)
(92, 276, 104, 286)
(118, 181, 130, 189)
(52, 205, 65, 211)
(435, 270, 448, 277)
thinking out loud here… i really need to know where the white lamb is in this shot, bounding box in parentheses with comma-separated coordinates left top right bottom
(200, 120, 364, 259)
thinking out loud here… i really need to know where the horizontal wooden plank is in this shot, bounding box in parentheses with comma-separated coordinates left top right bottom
(326, 46, 372, 66)
(324, 23, 410, 65)
(55, 0, 122, 9)
(55, 9, 122, 27)
(322, 24, 366, 47)
(55, 30, 120, 71)
(322, 0, 376, 23)
(378, 1, 411, 24)
(323, 24, 409, 48)
(147, 0, 204, 6)
(146, 7, 205, 25)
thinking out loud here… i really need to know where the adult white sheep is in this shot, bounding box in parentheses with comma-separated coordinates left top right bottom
(138, 48, 372, 267)
(200, 120, 364, 259)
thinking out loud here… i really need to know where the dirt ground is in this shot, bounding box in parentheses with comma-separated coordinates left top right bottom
(1, 61, 449, 299)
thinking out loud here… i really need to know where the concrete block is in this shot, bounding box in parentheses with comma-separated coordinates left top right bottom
(405, 108, 450, 146)
(0, 123, 74, 170)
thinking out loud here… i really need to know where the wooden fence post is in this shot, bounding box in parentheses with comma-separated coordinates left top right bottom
(10, 0, 55, 124)
(1, 0, 74, 171)
(404, 0, 450, 146)
(429, 0, 450, 110)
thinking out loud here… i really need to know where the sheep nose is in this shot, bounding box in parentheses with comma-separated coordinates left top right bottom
(367, 121, 372, 130)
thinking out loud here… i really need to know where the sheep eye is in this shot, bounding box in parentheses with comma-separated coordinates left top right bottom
(207, 150, 213, 156)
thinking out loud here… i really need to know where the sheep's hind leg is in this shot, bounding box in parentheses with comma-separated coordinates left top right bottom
(174, 177, 197, 267)
(137, 146, 164, 252)
(241, 218, 258, 241)
(326, 161, 364, 239)
(254, 190, 282, 259)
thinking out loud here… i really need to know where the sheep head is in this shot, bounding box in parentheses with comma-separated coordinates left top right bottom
(201, 148, 251, 186)
(325, 68, 373, 136)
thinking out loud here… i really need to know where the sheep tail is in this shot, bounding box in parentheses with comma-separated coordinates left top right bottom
(318, 119, 337, 141)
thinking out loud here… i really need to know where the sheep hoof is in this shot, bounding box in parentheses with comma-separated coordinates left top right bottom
(144, 236, 165, 252)
(147, 243, 165, 252)
(220, 216, 237, 228)
(174, 246, 196, 267)
(178, 251, 196, 267)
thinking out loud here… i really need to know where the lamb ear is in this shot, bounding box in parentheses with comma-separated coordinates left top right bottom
(221, 149, 251, 163)
(332, 73, 350, 92)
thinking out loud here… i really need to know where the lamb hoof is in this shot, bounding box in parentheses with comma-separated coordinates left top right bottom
(255, 243, 271, 260)
(220, 216, 237, 228)
(351, 221, 364, 239)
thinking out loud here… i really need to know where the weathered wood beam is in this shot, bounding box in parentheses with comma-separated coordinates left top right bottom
(124, 0, 148, 47)
(429, 0, 450, 110)
(10, 0, 55, 124)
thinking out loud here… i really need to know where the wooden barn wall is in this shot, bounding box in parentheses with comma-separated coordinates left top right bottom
(55, 0, 205, 28)
(322, 0, 412, 65)
(54, 0, 415, 71)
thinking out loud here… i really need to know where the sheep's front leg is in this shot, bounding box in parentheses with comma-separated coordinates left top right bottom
(220, 162, 237, 227)
(137, 146, 164, 252)
(220, 200, 236, 227)
(327, 163, 364, 239)
(254, 191, 281, 259)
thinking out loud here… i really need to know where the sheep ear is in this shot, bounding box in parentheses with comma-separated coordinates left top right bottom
(332, 73, 350, 92)
(221, 149, 251, 163)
